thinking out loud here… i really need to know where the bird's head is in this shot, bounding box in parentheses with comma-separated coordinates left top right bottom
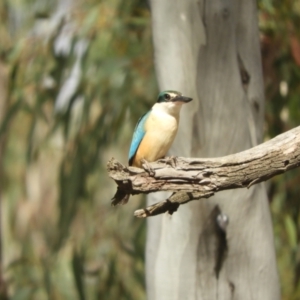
(157, 91, 193, 104)
(155, 90, 193, 114)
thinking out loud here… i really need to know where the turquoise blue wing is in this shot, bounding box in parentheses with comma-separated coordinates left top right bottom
(128, 111, 150, 165)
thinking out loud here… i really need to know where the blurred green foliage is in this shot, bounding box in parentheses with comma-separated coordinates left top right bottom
(0, 0, 155, 299)
(0, 0, 300, 299)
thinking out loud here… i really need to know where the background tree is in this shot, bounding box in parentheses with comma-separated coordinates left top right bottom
(0, 0, 299, 299)
(146, 0, 279, 299)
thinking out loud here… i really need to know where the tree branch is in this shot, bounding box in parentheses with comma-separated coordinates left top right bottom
(107, 126, 300, 217)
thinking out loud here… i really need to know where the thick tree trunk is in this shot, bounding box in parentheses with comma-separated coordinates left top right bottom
(146, 0, 280, 299)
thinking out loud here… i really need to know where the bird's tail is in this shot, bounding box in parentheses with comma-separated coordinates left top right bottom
(111, 188, 130, 206)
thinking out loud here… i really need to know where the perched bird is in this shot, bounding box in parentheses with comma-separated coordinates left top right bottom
(111, 90, 193, 205)
(129, 90, 193, 167)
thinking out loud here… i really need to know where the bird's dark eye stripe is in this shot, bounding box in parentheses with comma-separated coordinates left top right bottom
(164, 94, 171, 100)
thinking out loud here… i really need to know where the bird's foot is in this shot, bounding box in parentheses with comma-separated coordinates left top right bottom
(141, 158, 155, 176)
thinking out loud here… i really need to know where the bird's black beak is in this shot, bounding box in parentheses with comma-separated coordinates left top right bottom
(172, 95, 193, 103)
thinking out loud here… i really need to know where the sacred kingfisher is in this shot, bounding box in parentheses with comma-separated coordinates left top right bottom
(129, 90, 193, 168)
(111, 90, 192, 206)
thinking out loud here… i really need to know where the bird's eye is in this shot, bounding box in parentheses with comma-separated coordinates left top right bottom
(164, 94, 171, 101)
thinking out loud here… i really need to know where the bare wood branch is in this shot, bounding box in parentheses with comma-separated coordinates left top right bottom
(108, 126, 300, 217)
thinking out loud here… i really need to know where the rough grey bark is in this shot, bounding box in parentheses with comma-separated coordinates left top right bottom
(146, 0, 280, 299)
